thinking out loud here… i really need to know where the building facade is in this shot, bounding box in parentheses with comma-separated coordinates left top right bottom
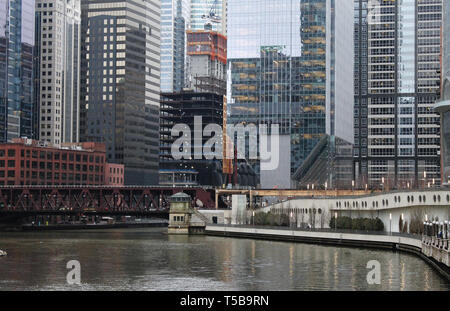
(35, 0, 81, 145)
(227, 0, 354, 188)
(160, 0, 190, 92)
(434, 0, 450, 185)
(0, 138, 124, 186)
(79, 0, 161, 185)
(354, 0, 442, 189)
(0, 0, 36, 142)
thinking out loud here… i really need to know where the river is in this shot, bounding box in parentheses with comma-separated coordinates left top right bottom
(0, 228, 448, 290)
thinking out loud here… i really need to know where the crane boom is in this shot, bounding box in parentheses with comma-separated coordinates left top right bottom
(202, 0, 221, 24)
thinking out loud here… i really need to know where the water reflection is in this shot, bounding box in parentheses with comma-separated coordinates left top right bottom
(0, 228, 448, 291)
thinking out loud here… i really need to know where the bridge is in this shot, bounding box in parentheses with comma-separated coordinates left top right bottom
(0, 186, 216, 219)
(0, 186, 380, 216)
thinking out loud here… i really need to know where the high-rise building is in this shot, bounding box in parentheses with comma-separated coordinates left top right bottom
(227, 0, 354, 188)
(354, 0, 442, 189)
(159, 29, 234, 187)
(35, 0, 81, 145)
(79, 0, 161, 185)
(434, 0, 450, 185)
(190, 0, 226, 35)
(160, 0, 190, 92)
(0, 0, 36, 142)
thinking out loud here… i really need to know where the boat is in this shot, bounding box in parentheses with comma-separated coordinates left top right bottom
(0, 250, 7, 256)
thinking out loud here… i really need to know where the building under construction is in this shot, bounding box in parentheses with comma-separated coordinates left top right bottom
(186, 29, 227, 95)
(159, 91, 257, 187)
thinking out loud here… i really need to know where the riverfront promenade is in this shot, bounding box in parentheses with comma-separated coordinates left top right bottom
(205, 225, 450, 281)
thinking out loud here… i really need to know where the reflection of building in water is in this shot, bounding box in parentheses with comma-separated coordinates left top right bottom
(292, 135, 353, 189)
(434, 0, 450, 185)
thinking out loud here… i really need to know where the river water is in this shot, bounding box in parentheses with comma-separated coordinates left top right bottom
(0, 228, 448, 291)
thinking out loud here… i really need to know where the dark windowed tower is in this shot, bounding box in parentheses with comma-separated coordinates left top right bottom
(80, 0, 161, 185)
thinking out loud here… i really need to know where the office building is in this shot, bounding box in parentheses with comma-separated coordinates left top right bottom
(160, 0, 190, 92)
(0, 0, 36, 142)
(35, 0, 81, 145)
(434, 0, 450, 185)
(354, 0, 442, 189)
(0, 137, 124, 186)
(227, 0, 354, 188)
(79, 0, 161, 185)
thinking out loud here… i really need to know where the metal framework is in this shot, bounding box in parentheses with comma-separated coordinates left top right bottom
(0, 186, 216, 215)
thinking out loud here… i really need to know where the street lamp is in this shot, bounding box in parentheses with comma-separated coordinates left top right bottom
(334, 212, 338, 231)
(381, 177, 385, 192)
(423, 171, 427, 189)
(389, 213, 392, 235)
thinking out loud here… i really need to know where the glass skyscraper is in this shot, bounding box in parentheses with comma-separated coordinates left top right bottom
(160, 0, 190, 92)
(79, 0, 161, 185)
(354, 0, 442, 189)
(227, 0, 354, 188)
(0, 0, 36, 142)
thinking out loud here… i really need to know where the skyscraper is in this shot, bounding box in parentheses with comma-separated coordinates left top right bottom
(190, 0, 226, 34)
(354, 0, 442, 189)
(0, 0, 36, 142)
(434, 0, 450, 185)
(160, 0, 190, 92)
(79, 0, 161, 185)
(227, 0, 354, 188)
(35, 0, 81, 145)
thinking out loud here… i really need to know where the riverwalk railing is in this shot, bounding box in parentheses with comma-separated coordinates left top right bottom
(207, 224, 422, 240)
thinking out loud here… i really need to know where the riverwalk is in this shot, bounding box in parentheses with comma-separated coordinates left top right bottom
(205, 225, 450, 282)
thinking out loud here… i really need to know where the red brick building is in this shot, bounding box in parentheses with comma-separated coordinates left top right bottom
(0, 138, 124, 186)
(105, 163, 125, 186)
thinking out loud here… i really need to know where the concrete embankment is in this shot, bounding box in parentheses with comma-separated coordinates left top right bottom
(205, 225, 450, 282)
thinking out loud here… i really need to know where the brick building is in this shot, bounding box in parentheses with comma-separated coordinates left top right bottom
(0, 138, 123, 186)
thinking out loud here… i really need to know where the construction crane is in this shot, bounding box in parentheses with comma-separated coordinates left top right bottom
(202, 0, 221, 24)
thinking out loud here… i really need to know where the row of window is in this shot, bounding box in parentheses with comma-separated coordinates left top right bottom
(0, 170, 104, 181)
(0, 149, 104, 163)
(335, 193, 450, 209)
